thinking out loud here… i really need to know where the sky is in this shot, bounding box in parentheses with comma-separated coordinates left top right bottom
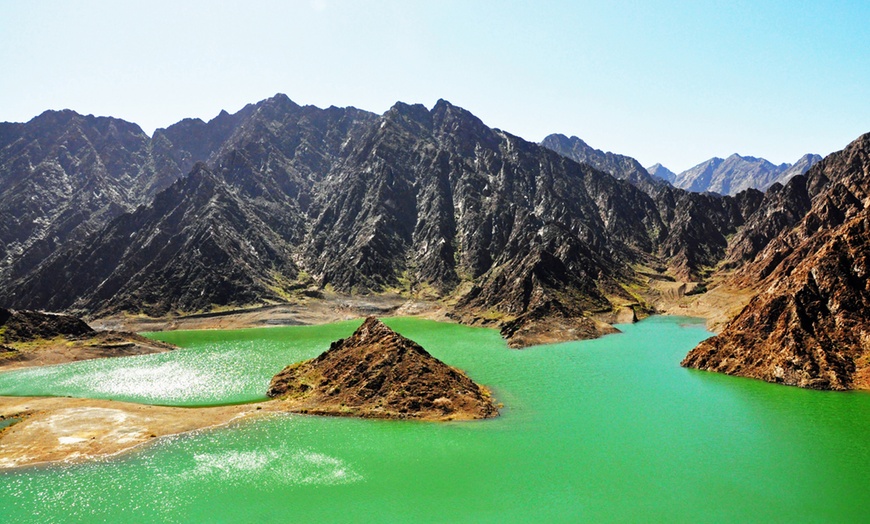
(1, 0, 868, 173)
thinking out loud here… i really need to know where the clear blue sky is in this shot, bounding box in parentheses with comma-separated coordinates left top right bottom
(1, 0, 867, 172)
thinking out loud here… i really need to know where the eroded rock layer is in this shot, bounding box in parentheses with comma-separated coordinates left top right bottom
(683, 133, 870, 390)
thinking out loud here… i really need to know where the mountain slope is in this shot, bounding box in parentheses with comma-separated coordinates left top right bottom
(541, 133, 663, 193)
(0, 111, 178, 284)
(4, 164, 301, 316)
(683, 133, 870, 389)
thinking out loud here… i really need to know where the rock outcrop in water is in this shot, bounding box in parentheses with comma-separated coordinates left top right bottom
(267, 317, 498, 420)
(683, 133, 870, 390)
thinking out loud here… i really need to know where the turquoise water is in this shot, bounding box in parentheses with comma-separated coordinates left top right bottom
(0, 320, 364, 406)
(1, 316, 869, 522)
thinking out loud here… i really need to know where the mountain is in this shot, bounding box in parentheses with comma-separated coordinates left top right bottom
(683, 133, 870, 390)
(5, 164, 303, 316)
(0, 95, 771, 347)
(267, 317, 498, 420)
(772, 153, 823, 186)
(540, 133, 663, 193)
(537, 137, 765, 279)
(646, 163, 676, 184)
(653, 185, 763, 280)
(672, 153, 821, 196)
(0, 111, 180, 285)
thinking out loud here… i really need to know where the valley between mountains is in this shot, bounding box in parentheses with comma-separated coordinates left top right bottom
(1, 94, 868, 391)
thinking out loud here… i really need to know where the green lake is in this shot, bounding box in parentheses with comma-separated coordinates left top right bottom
(1, 316, 869, 522)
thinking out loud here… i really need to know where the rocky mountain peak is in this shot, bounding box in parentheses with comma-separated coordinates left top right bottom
(387, 101, 432, 123)
(257, 92, 300, 112)
(645, 163, 677, 183)
(351, 316, 400, 345)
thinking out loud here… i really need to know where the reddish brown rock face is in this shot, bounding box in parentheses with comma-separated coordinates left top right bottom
(683, 211, 870, 390)
(683, 134, 870, 390)
(267, 317, 498, 420)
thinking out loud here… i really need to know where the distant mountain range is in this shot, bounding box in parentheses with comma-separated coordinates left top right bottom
(539, 133, 820, 197)
(1, 94, 868, 389)
(646, 163, 677, 184)
(539, 134, 664, 193)
(649, 153, 822, 196)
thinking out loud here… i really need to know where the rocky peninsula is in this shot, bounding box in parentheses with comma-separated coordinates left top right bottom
(0, 308, 175, 370)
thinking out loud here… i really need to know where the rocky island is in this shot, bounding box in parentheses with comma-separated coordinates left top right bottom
(268, 317, 498, 420)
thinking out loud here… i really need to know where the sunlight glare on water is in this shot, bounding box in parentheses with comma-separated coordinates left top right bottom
(0, 321, 361, 405)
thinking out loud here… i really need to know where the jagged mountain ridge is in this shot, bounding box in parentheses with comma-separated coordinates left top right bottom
(540, 133, 664, 194)
(0, 111, 174, 285)
(1, 95, 771, 346)
(4, 99, 672, 315)
(0, 96, 378, 287)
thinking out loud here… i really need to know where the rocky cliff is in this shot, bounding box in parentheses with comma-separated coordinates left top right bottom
(267, 317, 498, 420)
(683, 133, 870, 390)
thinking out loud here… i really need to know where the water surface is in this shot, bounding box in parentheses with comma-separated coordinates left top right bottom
(1, 316, 869, 522)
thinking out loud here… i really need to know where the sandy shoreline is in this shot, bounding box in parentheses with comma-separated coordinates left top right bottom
(88, 294, 447, 334)
(0, 396, 293, 470)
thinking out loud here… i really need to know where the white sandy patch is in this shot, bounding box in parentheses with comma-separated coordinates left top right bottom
(57, 436, 87, 445)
